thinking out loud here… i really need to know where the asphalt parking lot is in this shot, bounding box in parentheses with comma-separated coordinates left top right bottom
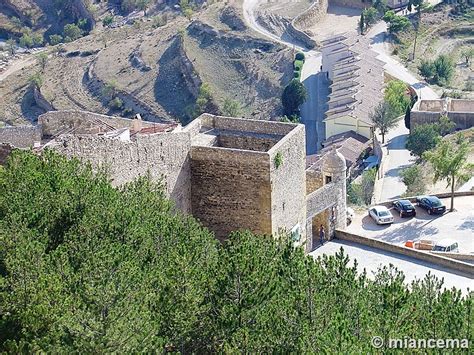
(347, 196, 474, 254)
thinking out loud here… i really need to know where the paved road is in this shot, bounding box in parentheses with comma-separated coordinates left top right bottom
(242, 0, 322, 154)
(347, 196, 474, 254)
(300, 54, 326, 154)
(310, 239, 473, 294)
(367, 21, 440, 201)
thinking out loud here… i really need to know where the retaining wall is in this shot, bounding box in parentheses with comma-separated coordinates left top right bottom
(335, 230, 474, 276)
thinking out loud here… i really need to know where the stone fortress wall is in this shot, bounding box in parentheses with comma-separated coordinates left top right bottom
(51, 130, 193, 213)
(190, 146, 272, 238)
(185, 113, 307, 240)
(0, 125, 42, 148)
(0, 110, 347, 249)
(268, 124, 307, 238)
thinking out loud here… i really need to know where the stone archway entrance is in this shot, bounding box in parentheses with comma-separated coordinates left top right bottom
(311, 204, 336, 248)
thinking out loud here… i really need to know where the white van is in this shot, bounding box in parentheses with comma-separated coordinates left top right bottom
(432, 239, 459, 253)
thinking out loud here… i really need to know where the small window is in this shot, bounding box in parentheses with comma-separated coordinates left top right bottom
(325, 175, 332, 184)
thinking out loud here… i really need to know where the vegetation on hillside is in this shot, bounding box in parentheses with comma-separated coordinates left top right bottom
(0, 150, 472, 352)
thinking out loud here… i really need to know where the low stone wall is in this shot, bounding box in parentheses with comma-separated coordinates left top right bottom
(0, 126, 42, 148)
(335, 230, 474, 276)
(431, 251, 474, 262)
(202, 113, 296, 136)
(376, 191, 474, 208)
(38, 110, 150, 137)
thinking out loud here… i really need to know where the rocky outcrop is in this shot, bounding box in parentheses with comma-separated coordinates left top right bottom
(256, 11, 289, 38)
(177, 37, 202, 99)
(220, 6, 247, 31)
(129, 48, 151, 72)
(33, 84, 56, 112)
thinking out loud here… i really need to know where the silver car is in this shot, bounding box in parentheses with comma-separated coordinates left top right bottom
(368, 206, 394, 225)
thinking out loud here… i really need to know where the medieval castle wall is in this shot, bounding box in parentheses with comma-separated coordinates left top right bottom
(190, 146, 272, 238)
(51, 131, 192, 213)
(0, 126, 42, 148)
(269, 125, 307, 239)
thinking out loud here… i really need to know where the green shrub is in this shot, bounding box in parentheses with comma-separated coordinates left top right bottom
(295, 52, 305, 61)
(109, 97, 123, 110)
(294, 59, 304, 71)
(102, 15, 114, 27)
(49, 34, 63, 45)
(293, 70, 300, 79)
(274, 152, 283, 168)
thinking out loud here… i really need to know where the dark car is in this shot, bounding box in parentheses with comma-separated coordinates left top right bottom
(393, 199, 416, 217)
(416, 196, 446, 215)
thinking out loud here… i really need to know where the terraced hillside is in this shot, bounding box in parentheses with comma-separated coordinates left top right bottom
(1, 1, 293, 126)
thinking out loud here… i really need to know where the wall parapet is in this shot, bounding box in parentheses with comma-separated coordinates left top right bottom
(306, 182, 339, 217)
(335, 230, 474, 276)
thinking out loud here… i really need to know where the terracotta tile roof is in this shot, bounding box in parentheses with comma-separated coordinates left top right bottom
(306, 131, 370, 171)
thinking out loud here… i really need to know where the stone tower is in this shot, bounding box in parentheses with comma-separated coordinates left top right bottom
(321, 146, 347, 231)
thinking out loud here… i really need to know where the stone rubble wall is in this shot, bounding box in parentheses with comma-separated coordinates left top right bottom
(0, 125, 42, 148)
(51, 132, 192, 213)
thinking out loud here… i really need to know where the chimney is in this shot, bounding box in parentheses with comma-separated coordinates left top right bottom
(131, 114, 142, 132)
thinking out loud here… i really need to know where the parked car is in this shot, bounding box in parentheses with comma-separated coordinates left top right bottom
(416, 196, 446, 215)
(368, 206, 394, 225)
(432, 239, 459, 253)
(346, 207, 355, 225)
(393, 199, 416, 217)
